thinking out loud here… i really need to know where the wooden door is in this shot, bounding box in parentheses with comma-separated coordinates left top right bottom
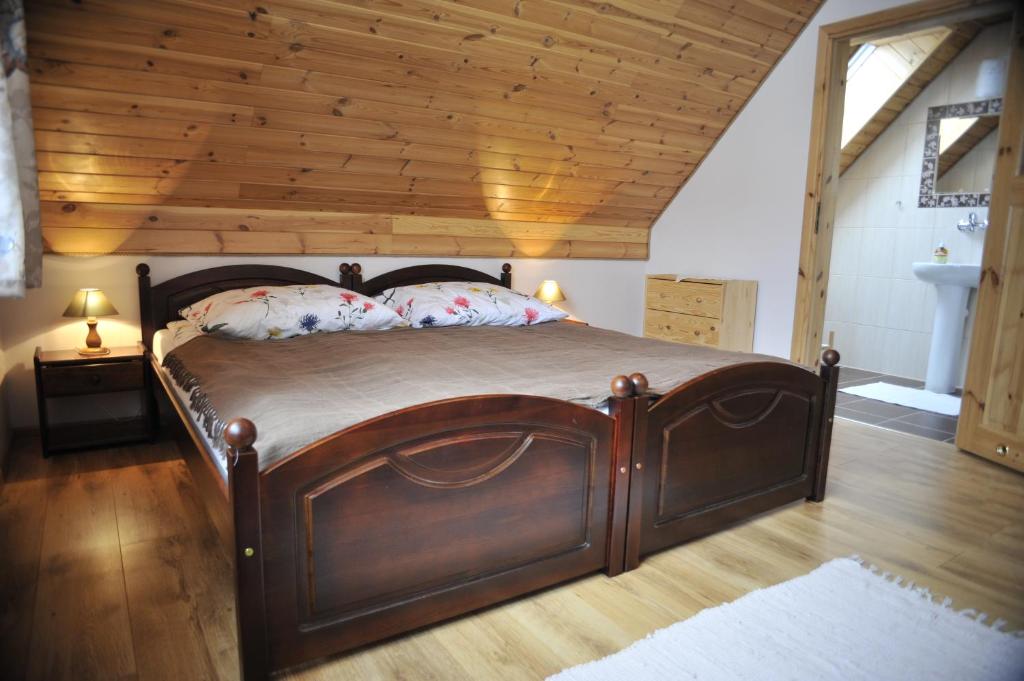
(957, 10, 1024, 472)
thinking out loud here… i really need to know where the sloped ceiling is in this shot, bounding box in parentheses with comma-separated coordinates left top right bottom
(27, 0, 822, 258)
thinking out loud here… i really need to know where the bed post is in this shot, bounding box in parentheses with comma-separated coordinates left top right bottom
(809, 349, 840, 502)
(500, 263, 512, 288)
(605, 373, 650, 576)
(225, 418, 269, 681)
(137, 263, 155, 350)
(606, 376, 636, 577)
(349, 262, 364, 291)
(623, 373, 649, 572)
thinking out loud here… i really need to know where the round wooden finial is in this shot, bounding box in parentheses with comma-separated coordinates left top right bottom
(501, 263, 512, 273)
(339, 263, 351, 274)
(136, 263, 150, 276)
(224, 418, 257, 450)
(351, 263, 362, 275)
(822, 348, 840, 367)
(610, 375, 633, 398)
(629, 372, 649, 396)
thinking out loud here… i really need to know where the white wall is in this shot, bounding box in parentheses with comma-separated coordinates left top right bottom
(825, 22, 1009, 379)
(646, 0, 925, 359)
(0, 255, 646, 428)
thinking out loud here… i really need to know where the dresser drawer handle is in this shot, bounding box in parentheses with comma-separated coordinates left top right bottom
(90, 374, 102, 384)
(695, 297, 702, 303)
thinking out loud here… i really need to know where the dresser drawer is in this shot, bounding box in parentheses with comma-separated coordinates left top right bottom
(644, 309, 720, 347)
(645, 278, 723, 319)
(41, 360, 144, 397)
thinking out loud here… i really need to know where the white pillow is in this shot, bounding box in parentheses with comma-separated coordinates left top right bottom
(376, 281, 567, 328)
(180, 285, 406, 339)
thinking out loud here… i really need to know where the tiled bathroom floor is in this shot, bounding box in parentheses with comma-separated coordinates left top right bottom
(835, 367, 958, 443)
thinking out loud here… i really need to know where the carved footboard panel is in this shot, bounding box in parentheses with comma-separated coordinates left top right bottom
(255, 395, 616, 671)
(627, 362, 829, 565)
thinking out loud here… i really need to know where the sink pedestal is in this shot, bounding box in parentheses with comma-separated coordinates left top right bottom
(912, 262, 980, 395)
(924, 284, 970, 394)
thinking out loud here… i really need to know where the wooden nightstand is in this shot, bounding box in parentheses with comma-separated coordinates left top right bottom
(34, 344, 158, 456)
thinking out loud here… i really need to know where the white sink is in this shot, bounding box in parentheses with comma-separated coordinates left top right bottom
(912, 262, 981, 394)
(912, 262, 981, 287)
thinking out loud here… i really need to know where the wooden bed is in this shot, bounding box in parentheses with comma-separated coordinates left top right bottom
(137, 261, 839, 680)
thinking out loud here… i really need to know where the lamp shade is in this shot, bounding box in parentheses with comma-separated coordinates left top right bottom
(63, 288, 118, 318)
(534, 280, 566, 304)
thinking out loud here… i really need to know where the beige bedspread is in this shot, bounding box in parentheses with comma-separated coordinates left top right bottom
(163, 321, 788, 470)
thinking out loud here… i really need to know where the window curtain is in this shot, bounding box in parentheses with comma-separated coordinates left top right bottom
(0, 0, 40, 298)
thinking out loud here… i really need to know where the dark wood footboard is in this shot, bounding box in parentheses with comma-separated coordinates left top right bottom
(230, 395, 618, 676)
(622, 352, 840, 569)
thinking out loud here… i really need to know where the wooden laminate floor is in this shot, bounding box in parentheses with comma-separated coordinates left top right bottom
(1, 420, 1022, 680)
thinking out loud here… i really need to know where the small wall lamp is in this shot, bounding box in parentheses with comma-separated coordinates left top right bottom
(63, 288, 119, 356)
(534, 280, 566, 304)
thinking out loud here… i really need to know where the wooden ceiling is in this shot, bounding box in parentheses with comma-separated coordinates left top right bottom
(27, 0, 822, 258)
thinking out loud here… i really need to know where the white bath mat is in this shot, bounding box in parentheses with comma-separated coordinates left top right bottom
(840, 381, 961, 416)
(548, 557, 1024, 681)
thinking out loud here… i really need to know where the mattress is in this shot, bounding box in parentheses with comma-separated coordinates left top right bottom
(156, 321, 788, 476)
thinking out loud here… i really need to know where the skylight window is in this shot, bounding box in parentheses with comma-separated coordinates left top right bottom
(841, 28, 951, 147)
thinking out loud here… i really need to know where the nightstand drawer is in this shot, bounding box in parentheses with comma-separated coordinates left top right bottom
(40, 360, 144, 397)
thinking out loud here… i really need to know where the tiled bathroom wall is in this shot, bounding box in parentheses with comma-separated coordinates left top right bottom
(824, 22, 1010, 382)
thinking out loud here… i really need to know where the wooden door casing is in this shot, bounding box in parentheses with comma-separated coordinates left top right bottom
(957, 7, 1024, 472)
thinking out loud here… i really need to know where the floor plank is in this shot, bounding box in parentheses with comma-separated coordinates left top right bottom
(1, 420, 1022, 681)
(26, 469, 136, 681)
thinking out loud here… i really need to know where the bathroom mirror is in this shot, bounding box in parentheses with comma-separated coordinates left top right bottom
(919, 97, 1001, 207)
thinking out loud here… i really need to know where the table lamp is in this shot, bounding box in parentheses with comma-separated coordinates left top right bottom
(534, 280, 566, 305)
(63, 288, 118, 356)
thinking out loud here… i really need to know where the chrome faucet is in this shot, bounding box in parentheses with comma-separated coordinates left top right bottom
(957, 212, 988, 233)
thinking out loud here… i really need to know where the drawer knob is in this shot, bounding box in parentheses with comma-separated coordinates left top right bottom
(996, 444, 1008, 457)
(695, 297, 702, 303)
(694, 330, 700, 336)
(90, 374, 101, 384)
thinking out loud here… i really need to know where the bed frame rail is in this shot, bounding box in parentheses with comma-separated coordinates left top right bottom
(619, 350, 840, 570)
(232, 394, 617, 675)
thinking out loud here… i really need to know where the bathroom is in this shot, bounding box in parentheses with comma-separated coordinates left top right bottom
(823, 19, 1010, 441)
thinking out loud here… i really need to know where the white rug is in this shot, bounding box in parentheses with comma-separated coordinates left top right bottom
(548, 558, 1024, 681)
(840, 381, 961, 416)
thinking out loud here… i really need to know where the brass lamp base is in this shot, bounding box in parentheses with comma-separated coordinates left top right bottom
(77, 346, 111, 356)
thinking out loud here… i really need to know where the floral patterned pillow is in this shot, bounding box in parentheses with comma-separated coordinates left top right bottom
(376, 282, 567, 328)
(179, 285, 407, 340)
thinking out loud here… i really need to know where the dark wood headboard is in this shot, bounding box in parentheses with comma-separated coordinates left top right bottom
(345, 262, 512, 297)
(137, 263, 342, 350)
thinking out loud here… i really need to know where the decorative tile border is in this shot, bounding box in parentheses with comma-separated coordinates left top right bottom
(918, 97, 1001, 208)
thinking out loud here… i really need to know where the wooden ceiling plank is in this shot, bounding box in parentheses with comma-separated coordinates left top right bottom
(35, 159, 671, 213)
(39, 192, 654, 228)
(29, 46, 731, 162)
(31, 105, 698, 173)
(30, 5, 749, 136)
(448, 0, 783, 64)
(31, 83, 254, 127)
(40, 226, 649, 258)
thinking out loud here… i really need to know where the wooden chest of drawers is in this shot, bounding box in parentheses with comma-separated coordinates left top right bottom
(644, 276, 757, 352)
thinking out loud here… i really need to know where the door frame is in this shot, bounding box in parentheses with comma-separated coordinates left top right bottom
(789, 0, 1017, 369)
